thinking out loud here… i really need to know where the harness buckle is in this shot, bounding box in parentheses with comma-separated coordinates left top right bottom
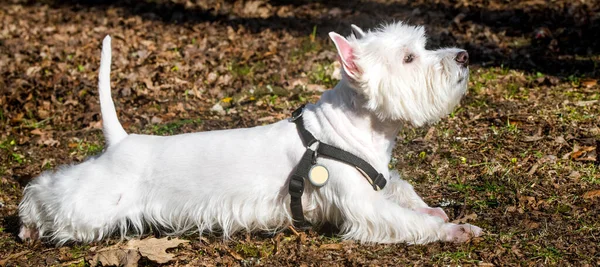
(310, 143, 320, 164)
(372, 173, 386, 191)
(289, 105, 305, 122)
(289, 177, 304, 198)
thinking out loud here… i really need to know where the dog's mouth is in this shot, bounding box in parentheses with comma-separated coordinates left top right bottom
(457, 69, 468, 83)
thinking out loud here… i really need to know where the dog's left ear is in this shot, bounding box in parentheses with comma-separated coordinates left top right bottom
(329, 32, 361, 80)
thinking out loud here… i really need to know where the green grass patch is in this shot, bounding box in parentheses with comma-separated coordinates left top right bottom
(234, 242, 274, 258)
(73, 141, 103, 156)
(11, 153, 25, 164)
(150, 118, 202, 135)
(310, 62, 337, 88)
(531, 246, 562, 264)
(432, 249, 477, 264)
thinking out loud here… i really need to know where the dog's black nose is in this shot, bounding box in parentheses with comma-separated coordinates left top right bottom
(455, 51, 469, 66)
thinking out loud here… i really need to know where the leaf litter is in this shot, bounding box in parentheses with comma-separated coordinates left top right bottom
(0, 0, 599, 266)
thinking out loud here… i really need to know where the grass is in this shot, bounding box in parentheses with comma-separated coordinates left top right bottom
(234, 242, 274, 258)
(531, 246, 563, 264)
(72, 140, 103, 156)
(148, 118, 203, 136)
(579, 164, 600, 184)
(432, 249, 477, 264)
(11, 153, 25, 164)
(310, 62, 338, 88)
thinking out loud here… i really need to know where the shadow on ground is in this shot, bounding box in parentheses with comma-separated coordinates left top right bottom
(31, 0, 600, 77)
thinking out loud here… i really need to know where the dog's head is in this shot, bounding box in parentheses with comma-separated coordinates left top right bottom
(329, 22, 469, 126)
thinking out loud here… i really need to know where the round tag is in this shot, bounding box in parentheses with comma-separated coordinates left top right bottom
(308, 164, 329, 187)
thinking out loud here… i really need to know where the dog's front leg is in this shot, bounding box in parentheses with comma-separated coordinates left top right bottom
(382, 171, 449, 222)
(337, 186, 480, 244)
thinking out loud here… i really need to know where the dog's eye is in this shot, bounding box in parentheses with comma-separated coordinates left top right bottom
(404, 54, 415, 64)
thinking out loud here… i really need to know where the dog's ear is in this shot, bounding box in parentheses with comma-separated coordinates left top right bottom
(350, 24, 366, 39)
(329, 32, 360, 80)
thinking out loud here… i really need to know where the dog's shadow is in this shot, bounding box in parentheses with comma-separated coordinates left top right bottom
(2, 214, 23, 241)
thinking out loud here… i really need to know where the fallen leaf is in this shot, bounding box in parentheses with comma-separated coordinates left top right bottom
(539, 155, 557, 164)
(143, 78, 156, 90)
(226, 248, 244, 261)
(568, 171, 581, 180)
(527, 163, 539, 176)
(583, 190, 600, 199)
(424, 127, 436, 141)
(127, 237, 189, 264)
(30, 129, 60, 146)
(306, 84, 326, 92)
(93, 247, 141, 267)
(570, 145, 596, 161)
(522, 135, 544, 142)
(581, 78, 597, 88)
(319, 243, 343, 250)
(575, 100, 598, 106)
(257, 116, 274, 122)
(452, 213, 477, 224)
(91, 237, 188, 267)
(10, 112, 24, 123)
(0, 250, 31, 266)
(523, 219, 540, 230)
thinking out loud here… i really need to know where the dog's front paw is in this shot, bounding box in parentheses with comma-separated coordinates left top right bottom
(443, 223, 482, 243)
(417, 207, 449, 222)
(19, 226, 39, 241)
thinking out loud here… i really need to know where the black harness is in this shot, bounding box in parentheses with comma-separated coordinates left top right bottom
(288, 105, 387, 230)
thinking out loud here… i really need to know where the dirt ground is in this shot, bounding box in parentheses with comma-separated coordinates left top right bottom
(1, 0, 599, 266)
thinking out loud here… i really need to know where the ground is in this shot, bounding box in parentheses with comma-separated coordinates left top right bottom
(1, 0, 599, 266)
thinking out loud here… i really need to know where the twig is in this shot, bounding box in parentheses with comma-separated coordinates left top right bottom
(0, 250, 31, 266)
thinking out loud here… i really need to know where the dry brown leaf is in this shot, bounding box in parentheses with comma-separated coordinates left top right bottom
(92, 247, 141, 267)
(0, 250, 31, 266)
(522, 135, 544, 142)
(424, 127, 436, 141)
(319, 243, 343, 250)
(574, 100, 598, 107)
(91, 237, 188, 267)
(452, 213, 478, 224)
(127, 237, 189, 264)
(30, 128, 60, 146)
(306, 84, 326, 92)
(226, 248, 244, 261)
(527, 163, 539, 176)
(523, 219, 540, 230)
(570, 145, 596, 161)
(583, 190, 600, 199)
(10, 112, 24, 123)
(143, 78, 156, 90)
(581, 78, 597, 88)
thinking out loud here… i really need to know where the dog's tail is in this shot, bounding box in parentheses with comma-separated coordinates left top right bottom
(99, 35, 127, 147)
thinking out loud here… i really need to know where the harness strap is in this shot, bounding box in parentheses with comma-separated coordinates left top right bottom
(288, 105, 387, 229)
(288, 150, 315, 230)
(317, 144, 387, 191)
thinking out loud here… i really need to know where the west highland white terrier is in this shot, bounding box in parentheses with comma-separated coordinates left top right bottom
(19, 22, 481, 245)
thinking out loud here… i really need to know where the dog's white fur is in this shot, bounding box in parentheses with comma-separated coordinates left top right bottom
(19, 22, 481, 245)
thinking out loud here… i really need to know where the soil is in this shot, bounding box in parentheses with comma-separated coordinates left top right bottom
(1, 0, 599, 266)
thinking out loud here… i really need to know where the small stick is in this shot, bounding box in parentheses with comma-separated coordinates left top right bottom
(287, 225, 300, 236)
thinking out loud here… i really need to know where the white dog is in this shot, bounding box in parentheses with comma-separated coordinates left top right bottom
(19, 22, 481, 245)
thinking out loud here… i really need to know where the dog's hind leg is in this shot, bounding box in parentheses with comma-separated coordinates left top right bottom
(19, 159, 144, 244)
